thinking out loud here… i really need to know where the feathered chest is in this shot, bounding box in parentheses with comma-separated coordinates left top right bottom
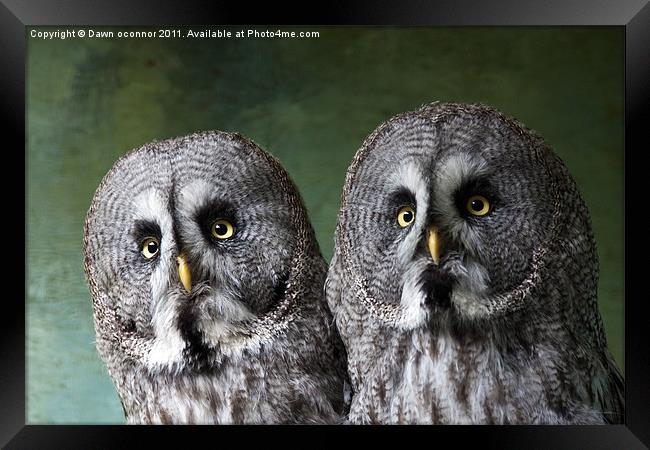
(346, 328, 591, 424)
(120, 360, 279, 424)
(116, 344, 342, 424)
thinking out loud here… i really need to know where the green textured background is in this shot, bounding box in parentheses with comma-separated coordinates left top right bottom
(26, 27, 624, 423)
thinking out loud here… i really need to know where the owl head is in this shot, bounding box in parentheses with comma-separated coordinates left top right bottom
(335, 102, 601, 335)
(84, 131, 323, 374)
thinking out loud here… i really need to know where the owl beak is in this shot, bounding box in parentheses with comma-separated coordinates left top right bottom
(177, 254, 192, 292)
(427, 227, 442, 265)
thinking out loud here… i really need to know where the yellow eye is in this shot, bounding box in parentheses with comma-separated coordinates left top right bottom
(466, 195, 491, 216)
(141, 237, 160, 259)
(211, 219, 235, 239)
(397, 206, 416, 228)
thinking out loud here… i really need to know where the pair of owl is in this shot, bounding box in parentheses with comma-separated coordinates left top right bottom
(83, 102, 624, 424)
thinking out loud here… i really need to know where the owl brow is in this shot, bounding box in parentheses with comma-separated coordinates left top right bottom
(194, 199, 238, 232)
(389, 188, 416, 209)
(453, 177, 498, 207)
(132, 220, 162, 243)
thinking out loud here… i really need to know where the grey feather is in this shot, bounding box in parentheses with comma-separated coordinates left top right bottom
(84, 131, 348, 424)
(327, 102, 624, 424)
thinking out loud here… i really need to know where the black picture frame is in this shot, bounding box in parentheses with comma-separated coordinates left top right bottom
(4, 1, 649, 448)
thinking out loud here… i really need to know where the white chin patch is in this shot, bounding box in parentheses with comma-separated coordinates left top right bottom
(448, 257, 491, 319)
(451, 289, 490, 319)
(397, 259, 430, 330)
(145, 288, 188, 371)
(144, 287, 255, 371)
(194, 288, 256, 345)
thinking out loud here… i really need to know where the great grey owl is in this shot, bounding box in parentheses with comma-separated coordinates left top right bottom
(326, 102, 624, 424)
(83, 131, 347, 424)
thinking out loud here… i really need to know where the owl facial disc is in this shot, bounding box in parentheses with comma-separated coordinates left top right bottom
(327, 101, 624, 425)
(334, 102, 571, 327)
(84, 131, 307, 371)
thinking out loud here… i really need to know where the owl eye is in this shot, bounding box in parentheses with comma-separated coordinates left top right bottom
(397, 206, 416, 228)
(211, 219, 235, 239)
(466, 195, 491, 216)
(141, 237, 160, 259)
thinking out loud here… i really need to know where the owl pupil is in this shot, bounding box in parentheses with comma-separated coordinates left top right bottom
(403, 211, 413, 223)
(214, 223, 227, 235)
(147, 241, 158, 254)
(471, 199, 484, 211)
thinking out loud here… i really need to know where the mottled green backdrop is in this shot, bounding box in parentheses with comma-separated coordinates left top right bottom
(27, 27, 624, 423)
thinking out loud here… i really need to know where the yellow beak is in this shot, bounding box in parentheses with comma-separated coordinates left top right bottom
(427, 227, 442, 265)
(177, 254, 192, 292)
